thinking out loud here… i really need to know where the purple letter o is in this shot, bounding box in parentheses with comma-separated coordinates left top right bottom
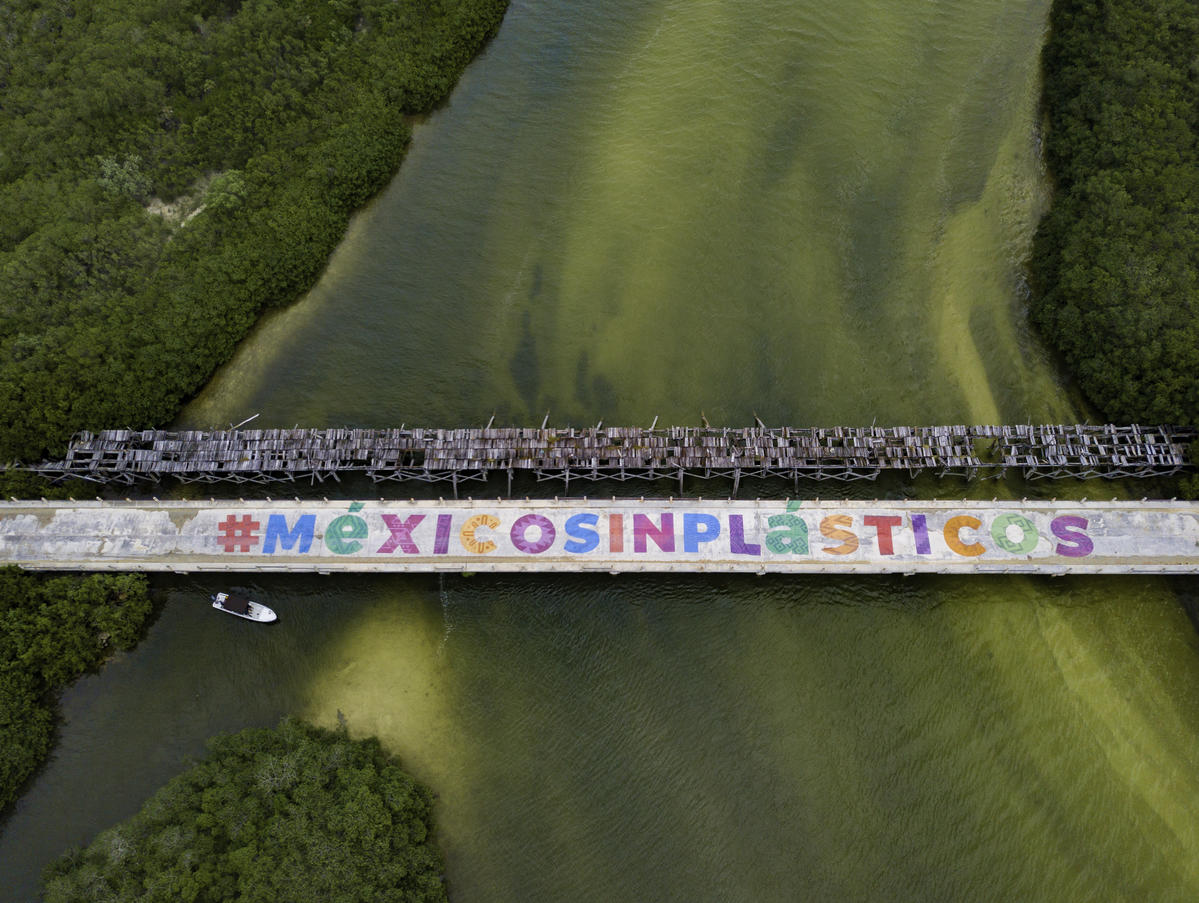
(511, 514, 556, 554)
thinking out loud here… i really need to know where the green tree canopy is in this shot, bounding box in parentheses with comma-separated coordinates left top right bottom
(1031, 0, 1199, 425)
(0, 0, 508, 461)
(42, 719, 448, 903)
(0, 567, 151, 812)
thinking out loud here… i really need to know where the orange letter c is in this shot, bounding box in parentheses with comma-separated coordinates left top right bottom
(460, 514, 500, 554)
(944, 515, 985, 557)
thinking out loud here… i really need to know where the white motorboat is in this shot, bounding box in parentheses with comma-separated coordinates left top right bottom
(211, 592, 277, 623)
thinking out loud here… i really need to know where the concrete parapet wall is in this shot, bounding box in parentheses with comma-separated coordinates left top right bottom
(1, 499, 1197, 575)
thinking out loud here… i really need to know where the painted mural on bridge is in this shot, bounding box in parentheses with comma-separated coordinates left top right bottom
(214, 502, 1097, 560)
(1, 499, 1197, 573)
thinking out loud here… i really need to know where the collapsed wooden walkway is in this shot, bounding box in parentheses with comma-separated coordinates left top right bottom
(20, 423, 1195, 493)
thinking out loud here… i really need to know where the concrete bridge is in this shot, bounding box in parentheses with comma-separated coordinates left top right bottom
(2, 498, 1196, 575)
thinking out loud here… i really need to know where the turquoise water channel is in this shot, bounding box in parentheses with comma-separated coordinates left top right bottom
(2, 1, 1198, 899)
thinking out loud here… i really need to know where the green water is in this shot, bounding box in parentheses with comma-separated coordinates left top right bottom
(3, 1, 1199, 900)
(181, 0, 1070, 429)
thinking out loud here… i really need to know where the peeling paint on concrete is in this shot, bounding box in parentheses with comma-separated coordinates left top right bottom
(165, 508, 200, 532)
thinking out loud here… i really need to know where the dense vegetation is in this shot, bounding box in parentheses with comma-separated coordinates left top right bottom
(0, 567, 152, 813)
(0, 0, 508, 462)
(1030, 0, 1199, 425)
(42, 719, 447, 903)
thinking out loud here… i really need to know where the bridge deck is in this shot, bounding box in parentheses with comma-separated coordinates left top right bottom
(17, 423, 1196, 489)
(1, 499, 1196, 575)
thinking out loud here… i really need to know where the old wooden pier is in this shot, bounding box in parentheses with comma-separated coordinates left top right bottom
(19, 423, 1195, 494)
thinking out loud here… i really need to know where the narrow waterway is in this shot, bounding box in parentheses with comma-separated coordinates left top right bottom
(3, 1, 1199, 900)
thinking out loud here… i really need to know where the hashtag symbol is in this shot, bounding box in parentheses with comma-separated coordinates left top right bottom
(218, 515, 260, 553)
